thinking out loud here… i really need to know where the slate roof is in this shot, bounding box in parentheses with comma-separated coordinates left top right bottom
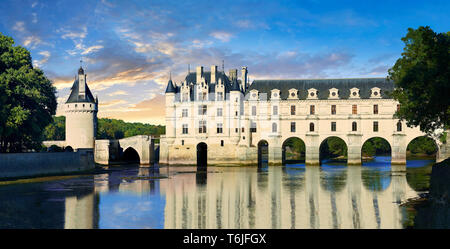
(66, 79, 96, 103)
(246, 78, 394, 100)
(165, 79, 176, 93)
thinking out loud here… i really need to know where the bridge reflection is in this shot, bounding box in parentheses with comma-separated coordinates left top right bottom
(0, 161, 434, 229)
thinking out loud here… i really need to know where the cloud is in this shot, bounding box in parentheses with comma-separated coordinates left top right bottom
(12, 21, 25, 32)
(33, 50, 51, 67)
(100, 99, 128, 108)
(210, 31, 233, 42)
(23, 35, 42, 48)
(81, 45, 104, 55)
(98, 94, 165, 125)
(60, 26, 87, 40)
(108, 90, 128, 96)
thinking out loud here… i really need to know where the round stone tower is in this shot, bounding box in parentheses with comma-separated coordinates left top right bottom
(64, 66, 98, 149)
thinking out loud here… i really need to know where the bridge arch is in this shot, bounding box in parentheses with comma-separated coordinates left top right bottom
(197, 142, 207, 171)
(257, 140, 269, 168)
(406, 135, 439, 162)
(122, 147, 141, 164)
(319, 136, 348, 164)
(64, 146, 74, 152)
(282, 137, 305, 165)
(361, 137, 392, 165)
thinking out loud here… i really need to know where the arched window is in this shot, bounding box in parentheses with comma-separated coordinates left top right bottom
(272, 123, 277, 132)
(309, 123, 315, 132)
(352, 121, 357, 131)
(397, 121, 402, 132)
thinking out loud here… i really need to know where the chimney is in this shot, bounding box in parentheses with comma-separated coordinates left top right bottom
(196, 66, 203, 83)
(211, 65, 217, 84)
(229, 69, 237, 81)
(241, 66, 248, 91)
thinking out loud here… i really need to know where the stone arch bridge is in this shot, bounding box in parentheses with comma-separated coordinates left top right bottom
(45, 135, 159, 166)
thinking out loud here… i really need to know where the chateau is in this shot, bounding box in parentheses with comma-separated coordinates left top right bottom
(159, 65, 449, 166)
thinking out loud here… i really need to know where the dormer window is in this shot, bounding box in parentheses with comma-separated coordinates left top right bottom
(328, 88, 339, 99)
(288, 88, 298, 99)
(349, 88, 360, 99)
(307, 88, 318, 99)
(271, 89, 280, 100)
(370, 87, 381, 99)
(249, 90, 259, 101)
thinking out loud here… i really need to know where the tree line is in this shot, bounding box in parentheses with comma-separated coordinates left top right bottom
(43, 116, 165, 141)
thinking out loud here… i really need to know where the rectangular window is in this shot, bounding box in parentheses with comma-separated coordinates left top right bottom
(373, 104, 378, 114)
(198, 105, 207, 115)
(291, 105, 296, 115)
(331, 105, 336, 115)
(217, 92, 223, 101)
(199, 121, 207, 133)
(217, 123, 223, 134)
(373, 121, 379, 132)
(352, 105, 357, 114)
(235, 128, 238, 133)
(203, 92, 207, 100)
(182, 140, 184, 146)
(273, 105, 278, 115)
(331, 122, 336, 132)
(252, 106, 257, 116)
(182, 109, 188, 117)
(250, 122, 257, 132)
(182, 124, 188, 134)
(217, 108, 222, 117)
(291, 122, 296, 132)
(241, 127, 245, 133)
(221, 140, 224, 146)
(182, 93, 189, 102)
(310, 105, 315, 115)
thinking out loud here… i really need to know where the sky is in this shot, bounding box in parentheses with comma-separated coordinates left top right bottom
(0, 0, 449, 125)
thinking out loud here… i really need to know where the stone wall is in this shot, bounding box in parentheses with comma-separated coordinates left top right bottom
(0, 149, 95, 179)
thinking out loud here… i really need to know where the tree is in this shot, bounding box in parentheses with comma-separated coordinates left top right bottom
(388, 26, 450, 134)
(0, 33, 56, 152)
(42, 116, 65, 141)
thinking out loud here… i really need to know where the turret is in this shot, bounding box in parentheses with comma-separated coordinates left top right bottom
(230, 79, 242, 144)
(64, 66, 97, 150)
(165, 78, 176, 144)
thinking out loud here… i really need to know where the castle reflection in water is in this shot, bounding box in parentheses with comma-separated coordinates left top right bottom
(0, 158, 434, 229)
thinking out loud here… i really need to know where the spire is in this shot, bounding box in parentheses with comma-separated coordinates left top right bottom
(165, 78, 176, 93)
(231, 78, 241, 92)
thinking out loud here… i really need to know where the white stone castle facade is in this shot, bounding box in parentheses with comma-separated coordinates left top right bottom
(160, 65, 449, 166)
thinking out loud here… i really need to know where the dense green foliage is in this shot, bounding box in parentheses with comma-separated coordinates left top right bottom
(388, 26, 450, 134)
(320, 137, 348, 159)
(362, 137, 391, 157)
(97, 118, 165, 139)
(0, 33, 57, 152)
(43, 117, 165, 140)
(283, 137, 305, 160)
(43, 116, 65, 141)
(407, 136, 437, 155)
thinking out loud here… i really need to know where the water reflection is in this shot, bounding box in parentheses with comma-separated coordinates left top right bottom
(0, 157, 437, 229)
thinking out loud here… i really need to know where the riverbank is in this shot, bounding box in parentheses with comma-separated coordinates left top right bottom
(402, 158, 450, 228)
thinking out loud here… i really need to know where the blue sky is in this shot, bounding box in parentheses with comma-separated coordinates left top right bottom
(0, 0, 449, 124)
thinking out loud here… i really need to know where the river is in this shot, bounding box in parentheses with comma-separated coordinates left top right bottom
(0, 156, 440, 228)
